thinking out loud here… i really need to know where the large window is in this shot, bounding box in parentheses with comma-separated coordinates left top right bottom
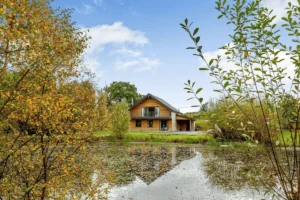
(142, 107, 160, 117)
(136, 120, 142, 127)
(147, 120, 154, 128)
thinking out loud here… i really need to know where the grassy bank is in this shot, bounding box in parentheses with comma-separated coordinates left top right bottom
(93, 131, 255, 148)
(92, 130, 299, 148)
(94, 131, 212, 144)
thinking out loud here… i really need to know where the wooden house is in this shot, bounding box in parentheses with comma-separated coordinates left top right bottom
(129, 93, 195, 131)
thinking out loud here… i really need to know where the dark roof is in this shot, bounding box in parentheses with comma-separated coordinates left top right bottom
(176, 114, 195, 121)
(129, 93, 181, 114)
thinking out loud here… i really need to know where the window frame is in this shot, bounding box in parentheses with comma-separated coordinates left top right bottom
(147, 120, 154, 128)
(136, 120, 142, 127)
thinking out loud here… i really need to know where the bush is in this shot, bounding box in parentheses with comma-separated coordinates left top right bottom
(198, 98, 278, 142)
(110, 101, 130, 139)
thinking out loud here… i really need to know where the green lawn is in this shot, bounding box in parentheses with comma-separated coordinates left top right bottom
(94, 131, 214, 144)
(93, 131, 259, 148)
(94, 130, 300, 149)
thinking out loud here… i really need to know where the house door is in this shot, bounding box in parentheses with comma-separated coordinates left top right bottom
(186, 121, 190, 131)
(160, 120, 168, 131)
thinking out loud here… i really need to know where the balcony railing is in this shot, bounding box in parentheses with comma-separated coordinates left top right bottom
(143, 111, 158, 117)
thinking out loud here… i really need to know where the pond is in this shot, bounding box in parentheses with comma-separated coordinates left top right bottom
(92, 143, 276, 200)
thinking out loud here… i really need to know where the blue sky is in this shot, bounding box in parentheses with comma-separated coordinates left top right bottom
(52, 0, 294, 113)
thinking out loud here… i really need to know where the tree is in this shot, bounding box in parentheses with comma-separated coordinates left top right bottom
(110, 100, 130, 139)
(0, 1, 108, 199)
(181, 0, 300, 199)
(200, 102, 208, 113)
(104, 81, 142, 106)
(94, 90, 111, 131)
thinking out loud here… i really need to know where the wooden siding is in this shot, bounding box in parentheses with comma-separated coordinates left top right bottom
(168, 120, 172, 131)
(130, 98, 171, 117)
(130, 119, 172, 131)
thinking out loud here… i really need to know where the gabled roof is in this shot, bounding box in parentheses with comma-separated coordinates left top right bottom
(129, 93, 181, 114)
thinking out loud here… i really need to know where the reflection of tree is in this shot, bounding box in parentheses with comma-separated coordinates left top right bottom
(96, 145, 135, 185)
(198, 148, 277, 191)
(129, 146, 196, 184)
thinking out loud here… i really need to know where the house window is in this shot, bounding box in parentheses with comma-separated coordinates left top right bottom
(160, 120, 168, 131)
(148, 120, 154, 128)
(136, 120, 142, 127)
(142, 107, 160, 117)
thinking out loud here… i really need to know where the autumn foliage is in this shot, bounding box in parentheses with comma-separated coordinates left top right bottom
(0, 0, 110, 199)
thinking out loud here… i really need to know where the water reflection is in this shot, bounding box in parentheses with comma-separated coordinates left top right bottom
(95, 144, 273, 199)
(128, 147, 196, 185)
(199, 148, 277, 191)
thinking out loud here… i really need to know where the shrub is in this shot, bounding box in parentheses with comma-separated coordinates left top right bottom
(110, 100, 130, 139)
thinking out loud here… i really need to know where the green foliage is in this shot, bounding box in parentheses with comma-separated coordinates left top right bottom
(110, 100, 130, 139)
(279, 94, 298, 129)
(104, 81, 143, 106)
(181, 0, 300, 198)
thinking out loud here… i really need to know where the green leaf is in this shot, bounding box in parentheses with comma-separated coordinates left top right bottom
(193, 28, 199, 36)
(224, 82, 229, 88)
(218, 14, 223, 19)
(186, 47, 196, 49)
(195, 36, 200, 43)
(188, 80, 191, 85)
(185, 18, 188, 25)
(254, 68, 261, 71)
(196, 88, 203, 94)
(213, 90, 222, 93)
(199, 68, 209, 70)
(199, 97, 203, 103)
(209, 59, 214, 66)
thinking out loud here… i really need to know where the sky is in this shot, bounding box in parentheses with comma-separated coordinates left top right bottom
(51, 0, 296, 113)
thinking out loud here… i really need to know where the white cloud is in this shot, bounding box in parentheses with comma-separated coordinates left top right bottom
(82, 22, 151, 75)
(115, 57, 160, 72)
(115, 60, 140, 70)
(76, 4, 94, 15)
(113, 47, 142, 57)
(135, 57, 160, 72)
(262, 0, 297, 23)
(86, 22, 148, 54)
(84, 56, 102, 73)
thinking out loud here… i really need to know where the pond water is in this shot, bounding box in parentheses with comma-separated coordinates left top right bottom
(93, 143, 276, 200)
